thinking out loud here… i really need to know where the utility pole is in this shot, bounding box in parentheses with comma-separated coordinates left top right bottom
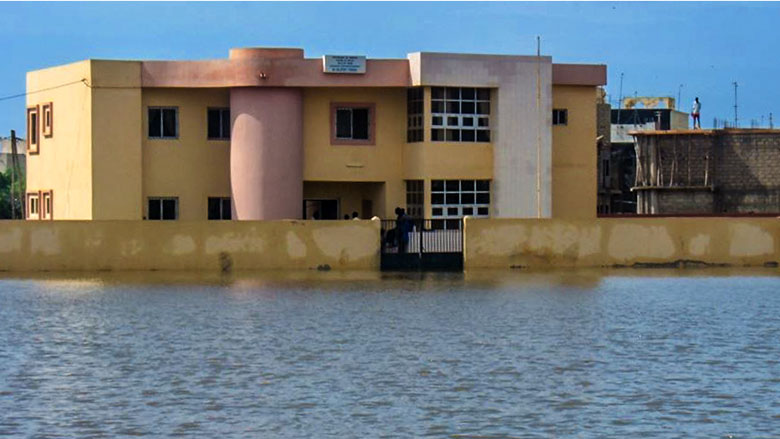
(677, 84, 683, 110)
(616, 72, 624, 124)
(535, 35, 542, 218)
(770, 112, 774, 129)
(733, 81, 739, 128)
(9, 130, 23, 219)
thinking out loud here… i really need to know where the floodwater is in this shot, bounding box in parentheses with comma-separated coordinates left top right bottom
(1, 269, 779, 438)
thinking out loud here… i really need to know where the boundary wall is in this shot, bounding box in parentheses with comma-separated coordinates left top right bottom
(464, 217, 780, 269)
(0, 220, 380, 272)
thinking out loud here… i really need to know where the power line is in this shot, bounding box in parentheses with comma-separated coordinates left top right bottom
(0, 78, 87, 103)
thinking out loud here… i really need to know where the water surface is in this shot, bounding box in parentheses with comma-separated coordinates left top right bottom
(1, 269, 779, 438)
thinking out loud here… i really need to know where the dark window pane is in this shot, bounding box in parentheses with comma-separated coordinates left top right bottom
(447, 116, 458, 126)
(446, 180, 459, 190)
(432, 116, 443, 126)
(336, 109, 352, 138)
(461, 193, 475, 204)
(462, 207, 474, 215)
(477, 88, 490, 100)
(477, 130, 490, 142)
(162, 199, 176, 220)
(162, 109, 177, 137)
(446, 129, 460, 141)
(414, 101, 423, 113)
(432, 208, 443, 216)
(352, 108, 369, 139)
(431, 101, 444, 113)
(221, 109, 230, 139)
(208, 197, 220, 220)
(431, 129, 444, 141)
(461, 88, 475, 100)
(446, 219, 460, 230)
(477, 102, 490, 115)
(431, 87, 444, 99)
(148, 109, 162, 137)
(477, 207, 489, 216)
(446, 101, 460, 113)
(148, 199, 161, 220)
(476, 180, 490, 191)
(561, 110, 568, 125)
(462, 102, 475, 114)
(461, 130, 475, 141)
(446, 88, 459, 99)
(478, 118, 489, 127)
(30, 114, 38, 144)
(447, 207, 459, 216)
(461, 180, 475, 191)
(477, 193, 490, 204)
(446, 193, 459, 204)
(431, 193, 444, 204)
(431, 180, 444, 191)
(207, 110, 220, 139)
(462, 117, 474, 127)
(222, 199, 231, 220)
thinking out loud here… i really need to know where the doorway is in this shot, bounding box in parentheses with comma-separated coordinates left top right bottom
(303, 199, 339, 220)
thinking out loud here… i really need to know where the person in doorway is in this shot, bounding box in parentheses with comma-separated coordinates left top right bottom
(692, 97, 701, 129)
(343, 214, 350, 220)
(395, 207, 412, 254)
(351, 211, 360, 220)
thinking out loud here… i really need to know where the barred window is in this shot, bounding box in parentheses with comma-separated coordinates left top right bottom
(431, 87, 490, 142)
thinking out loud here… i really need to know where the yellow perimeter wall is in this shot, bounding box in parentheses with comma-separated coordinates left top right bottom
(0, 220, 380, 271)
(465, 217, 780, 268)
(551, 85, 598, 219)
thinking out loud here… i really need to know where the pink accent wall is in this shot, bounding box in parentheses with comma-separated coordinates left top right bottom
(230, 87, 303, 220)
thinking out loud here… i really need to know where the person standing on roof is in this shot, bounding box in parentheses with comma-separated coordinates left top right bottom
(692, 97, 702, 129)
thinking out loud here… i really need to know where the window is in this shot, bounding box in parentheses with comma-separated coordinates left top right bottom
(41, 190, 53, 220)
(431, 179, 490, 229)
(207, 108, 230, 140)
(602, 159, 610, 179)
(26, 192, 39, 220)
(42, 102, 53, 138)
(208, 197, 232, 220)
(431, 87, 491, 142)
(147, 197, 178, 220)
(26, 106, 39, 154)
(331, 103, 375, 145)
(553, 109, 568, 126)
(407, 88, 423, 143)
(148, 107, 178, 139)
(405, 180, 424, 218)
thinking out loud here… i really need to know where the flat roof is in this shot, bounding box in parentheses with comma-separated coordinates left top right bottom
(630, 128, 780, 136)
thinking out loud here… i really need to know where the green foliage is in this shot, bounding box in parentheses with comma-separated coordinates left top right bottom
(0, 168, 25, 219)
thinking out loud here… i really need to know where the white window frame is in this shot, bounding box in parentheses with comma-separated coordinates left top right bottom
(431, 87, 491, 142)
(148, 107, 179, 139)
(431, 179, 490, 222)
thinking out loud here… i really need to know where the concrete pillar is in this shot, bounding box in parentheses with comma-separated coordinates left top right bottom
(230, 87, 303, 219)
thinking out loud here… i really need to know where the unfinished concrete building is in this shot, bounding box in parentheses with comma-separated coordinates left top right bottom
(632, 129, 780, 215)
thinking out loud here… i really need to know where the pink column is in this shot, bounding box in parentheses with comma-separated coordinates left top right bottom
(230, 87, 303, 220)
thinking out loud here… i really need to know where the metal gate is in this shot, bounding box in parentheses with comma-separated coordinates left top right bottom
(380, 218, 463, 271)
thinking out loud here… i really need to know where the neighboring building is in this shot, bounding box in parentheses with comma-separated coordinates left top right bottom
(25, 47, 605, 221)
(632, 129, 780, 215)
(0, 136, 26, 174)
(600, 97, 689, 214)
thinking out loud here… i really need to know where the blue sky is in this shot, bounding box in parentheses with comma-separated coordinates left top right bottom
(3, 1, 779, 137)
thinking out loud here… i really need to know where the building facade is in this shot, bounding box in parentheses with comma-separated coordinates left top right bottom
(633, 129, 780, 215)
(25, 47, 605, 221)
(599, 99, 689, 214)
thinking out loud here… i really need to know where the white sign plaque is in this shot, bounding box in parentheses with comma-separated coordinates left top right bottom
(323, 55, 366, 74)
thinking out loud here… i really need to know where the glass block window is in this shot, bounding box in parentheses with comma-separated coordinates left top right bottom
(431, 179, 490, 225)
(407, 88, 423, 143)
(405, 180, 424, 218)
(431, 87, 490, 142)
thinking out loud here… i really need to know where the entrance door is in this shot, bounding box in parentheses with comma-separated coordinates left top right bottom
(303, 199, 339, 220)
(380, 218, 463, 271)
